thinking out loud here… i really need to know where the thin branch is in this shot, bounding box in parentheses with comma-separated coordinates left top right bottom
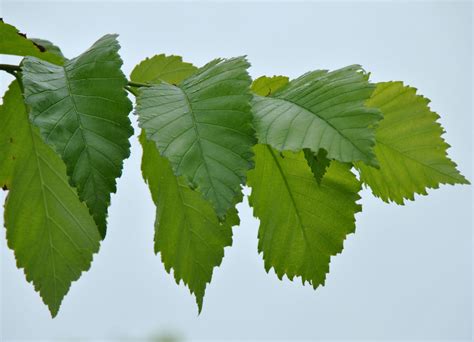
(125, 85, 138, 97)
(0, 63, 21, 77)
(127, 81, 152, 88)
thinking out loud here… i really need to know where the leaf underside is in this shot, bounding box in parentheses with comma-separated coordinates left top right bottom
(0, 81, 101, 317)
(247, 144, 361, 288)
(356, 82, 469, 204)
(251, 65, 382, 166)
(136, 56, 255, 218)
(22, 34, 133, 237)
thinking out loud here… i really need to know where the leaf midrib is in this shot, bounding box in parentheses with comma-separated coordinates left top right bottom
(376, 140, 466, 182)
(27, 119, 59, 312)
(264, 96, 372, 160)
(175, 85, 218, 207)
(266, 146, 319, 275)
(62, 64, 100, 204)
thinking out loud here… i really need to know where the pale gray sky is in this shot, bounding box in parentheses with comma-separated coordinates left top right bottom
(0, 1, 472, 341)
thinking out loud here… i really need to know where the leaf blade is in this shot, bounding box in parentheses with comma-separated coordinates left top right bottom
(140, 133, 238, 311)
(247, 144, 361, 287)
(0, 81, 101, 317)
(22, 34, 133, 237)
(356, 81, 469, 203)
(130, 54, 197, 85)
(136, 56, 255, 217)
(0, 20, 64, 64)
(251, 65, 382, 166)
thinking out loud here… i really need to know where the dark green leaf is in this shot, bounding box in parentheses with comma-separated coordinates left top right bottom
(304, 148, 331, 184)
(136, 56, 255, 217)
(251, 65, 382, 166)
(22, 34, 133, 237)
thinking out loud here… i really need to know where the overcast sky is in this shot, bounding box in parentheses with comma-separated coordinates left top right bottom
(0, 1, 472, 341)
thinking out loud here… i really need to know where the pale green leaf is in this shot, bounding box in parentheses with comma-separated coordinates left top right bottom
(0, 20, 64, 64)
(136, 56, 255, 217)
(247, 144, 361, 287)
(0, 81, 101, 317)
(22, 34, 133, 237)
(251, 75, 289, 96)
(251, 65, 382, 166)
(356, 81, 469, 203)
(130, 54, 197, 84)
(140, 133, 239, 312)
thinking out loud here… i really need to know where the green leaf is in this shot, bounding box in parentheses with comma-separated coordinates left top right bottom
(136, 56, 255, 217)
(356, 82, 469, 203)
(304, 148, 331, 184)
(251, 75, 289, 96)
(21, 34, 133, 238)
(247, 144, 361, 288)
(130, 54, 197, 84)
(0, 81, 101, 317)
(140, 133, 239, 312)
(251, 65, 382, 166)
(0, 20, 64, 64)
(30, 38, 66, 60)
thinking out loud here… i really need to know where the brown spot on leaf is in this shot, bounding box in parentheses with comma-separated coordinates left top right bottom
(9, 137, 13, 143)
(32, 41, 46, 52)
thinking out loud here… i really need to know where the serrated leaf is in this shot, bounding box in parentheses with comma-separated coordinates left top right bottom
(130, 54, 197, 85)
(251, 65, 382, 166)
(21, 34, 133, 238)
(136, 56, 255, 217)
(356, 82, 469, 203)
(247, 144, 361, 288)
(140, 133, 239, 312)
(304, 148, 331, 184)
(251, 75, 289, 96)
(0, 20, 64, 64)
(0, 81, 101, 317)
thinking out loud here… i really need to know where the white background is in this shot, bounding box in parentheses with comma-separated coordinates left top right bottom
(0, 1, 472, 341)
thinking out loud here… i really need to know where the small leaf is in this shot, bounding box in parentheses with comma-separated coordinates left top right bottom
(304, 148, 331, 184)
(356, 81, 469, 203)
(130, 54, 197, 84)
(247, 144, 361, 288)
(22, 34, 133, 238)
(136, 56, 255, 217)
(140, 133, 239, 312)
(30, 38, 66, 60)
(0, 81, 101, 317)
(251, 75, 289, 96)
(0, 20, 64, 64)
(251, 65, 382, 166)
